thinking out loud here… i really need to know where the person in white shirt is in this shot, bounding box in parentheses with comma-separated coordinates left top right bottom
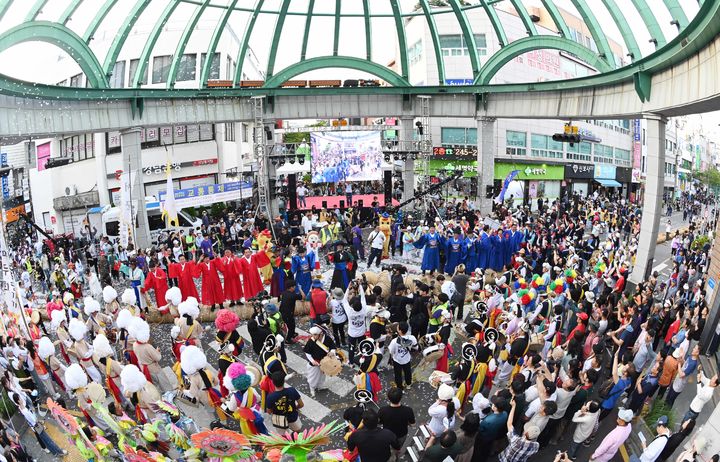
(301, 212, 313, 235)
(428, 384, 461, 436)
(342, 281, 368, 366)
(633, 415, 670, 462)
(297, 184, 308, 208)
(569, 401, 600, 459)
(683, 370, 719, 422)
(367, 226, 386, 268)
(388, 322, 416, 390)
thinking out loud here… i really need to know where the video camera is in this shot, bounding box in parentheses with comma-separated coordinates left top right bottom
(381, 263, 407, 274)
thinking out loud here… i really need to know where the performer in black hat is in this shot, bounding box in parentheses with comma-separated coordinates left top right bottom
(329, 241, 353, 290)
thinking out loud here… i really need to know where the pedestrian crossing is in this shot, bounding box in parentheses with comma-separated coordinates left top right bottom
(237, 324, 356, 424)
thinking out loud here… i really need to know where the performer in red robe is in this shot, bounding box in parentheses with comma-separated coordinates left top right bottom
(141, 261, 168, 308)
(238, 248, 264, 300)
(218, 249, 243, 305)
(194, 256, 224, 311)
(168, 256, 198, 301)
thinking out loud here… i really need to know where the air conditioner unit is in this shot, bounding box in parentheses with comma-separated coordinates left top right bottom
(65, 185, 77, 196)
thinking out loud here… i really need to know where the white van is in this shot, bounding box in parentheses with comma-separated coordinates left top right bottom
(102, 199, 201, 243)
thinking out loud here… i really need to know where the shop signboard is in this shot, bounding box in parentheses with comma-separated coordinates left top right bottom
(432, 146, 478, 159)
(616, 167, 632, 183)
(594, 164, 616, 179)
(494, 162, 564, 181)
(632, 119, 642, 168)
(564, 163, 594, 179)
(425, 160, 477, 178)
(631, 168, 642, 183)
(444, 79, 474, 85)
(159, 181, 253, 209)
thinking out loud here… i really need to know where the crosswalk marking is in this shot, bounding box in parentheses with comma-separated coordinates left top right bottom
(238, 324, 355, 395)
(653, 262, 668, 273)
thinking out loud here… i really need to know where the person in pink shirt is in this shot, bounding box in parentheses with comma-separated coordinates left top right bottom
(590, 408, 633, 462)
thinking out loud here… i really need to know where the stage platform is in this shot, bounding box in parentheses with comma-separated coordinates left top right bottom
(295, 194, 399, 210)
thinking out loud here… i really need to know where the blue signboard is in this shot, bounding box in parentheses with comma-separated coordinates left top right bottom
(159, 181, 252, 201)
(633, 119, 641, 142)
(0, 152, 8, 199)
(708, 277, 715, 291)
(444, 79, 474, 86)
(594, 164, 617, 180)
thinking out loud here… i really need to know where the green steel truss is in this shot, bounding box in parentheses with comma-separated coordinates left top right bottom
(0, 0, 710, 102)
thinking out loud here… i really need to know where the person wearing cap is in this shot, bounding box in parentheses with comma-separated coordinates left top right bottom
(291, 245, 315, 299)
(388, 322, 417, 390)
(120, 258, 147, 313)
(657, 347, 681, 399)
(279, 280, 302, 342)
(303, 325, 337, 397)
(631, 415, 670, 462)
(590, 408, 633, 462)
(308, 279, 329, 327)
(665, 344, 700, 407)
(329, 287, 348, 347)
(329, 241, 353, 290)
(498, 397, 540, 462)
(428, 384, 460, 436)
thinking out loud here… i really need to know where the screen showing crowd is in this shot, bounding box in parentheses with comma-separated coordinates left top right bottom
(310, 131, 383, 183)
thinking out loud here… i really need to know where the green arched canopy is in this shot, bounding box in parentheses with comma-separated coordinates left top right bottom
(0, 21, 108, 88)
(263, 56, 411, 88)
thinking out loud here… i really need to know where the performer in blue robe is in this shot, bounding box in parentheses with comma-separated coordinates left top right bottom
(291, 247, 315, 298)
(444, 229, 467, 275)
(501, 228, 513, 268)
(414, 227, 443, 273)
(489, 231, 504, 271)
(511, 224, 525, 253)
(478, 227, 491, 270)
(465, 234, 480, 271)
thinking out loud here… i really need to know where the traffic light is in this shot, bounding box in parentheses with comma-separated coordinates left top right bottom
(552, 123, 602, 146)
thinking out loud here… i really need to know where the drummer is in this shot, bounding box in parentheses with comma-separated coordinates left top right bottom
(303, 325, 338, 398)
(356, 339, 383, 402)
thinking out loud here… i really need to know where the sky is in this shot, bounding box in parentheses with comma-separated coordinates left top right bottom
(0, 0, 717, 133)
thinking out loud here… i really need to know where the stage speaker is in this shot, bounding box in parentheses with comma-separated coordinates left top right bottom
(339, 200, 345, 209)
(322, 200, 328, 209)
(357, 199, 364, 209)
(384, 170, 392, 206)
(287, 174, 298, 210)
(485, 185, 494, 199)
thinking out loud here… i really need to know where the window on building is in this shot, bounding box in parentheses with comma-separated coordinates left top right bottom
(177, 54, 197, 81)
(152, 55, 172, 84)
(408, 40, 423, 65)
(530, 134, 563, 159)
(594, 144, 614, 164)
(69, 73, 83, 87)
(225, 123, 235, 142)
(56, 79, 68, 86)
(226, 56, 236, 80)
(241, 123, 248, 143)
(439, 34, 487, 57)
(506, 130, 527, 155)
(128, 59, 148, 86)
(109, 61, 125, 88)
(566, 142, 592, 161)
(201, 52, 221, 80)
(441, 127, 477, 145)
(614, 148, 631, 166)
(60, 133, 95, 162)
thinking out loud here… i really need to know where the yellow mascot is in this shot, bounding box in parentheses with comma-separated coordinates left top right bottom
(378, 212, 393, 259)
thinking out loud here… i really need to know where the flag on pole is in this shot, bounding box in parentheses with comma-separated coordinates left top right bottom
(161, 160, 179, 227)
(495, 169, 520, 204)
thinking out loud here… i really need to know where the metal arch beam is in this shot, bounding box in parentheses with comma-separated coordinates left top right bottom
(0, 21, 108, 88)
(389, 0, 408, 80)
(200, 0, 239, 87)
(539, 0, 570, 37)
(362, 0, 371, 60)
(418, 0, 446, 85)
(662, 0, 689, 29)
(473, 36, 613, 85)
(265, 0, 291, 79)
(24, 0, 47, 22)
(132, 0, 180, 88)
(263, 56, 411, 88)
(59, 0, 82, 25)
(83, 0, 118, 42)
(630, 0, 667, 48)
(333, 0, 341, 56)
(300, 0, 315, 60)
(448, 0, 481, 79)
(233, 0, 264, 84)
(600, 0, 642, 61)
(479, 0, 508, 47)
(0, 1, 11, 21)
(509, 0, 537, 36)
(103, 0, 150, 78)
(569, 0, 615, 66)
(167, 0, 211, 88)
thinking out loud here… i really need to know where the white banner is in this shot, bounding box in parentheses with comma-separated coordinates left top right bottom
(119, 172, 132, 248)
